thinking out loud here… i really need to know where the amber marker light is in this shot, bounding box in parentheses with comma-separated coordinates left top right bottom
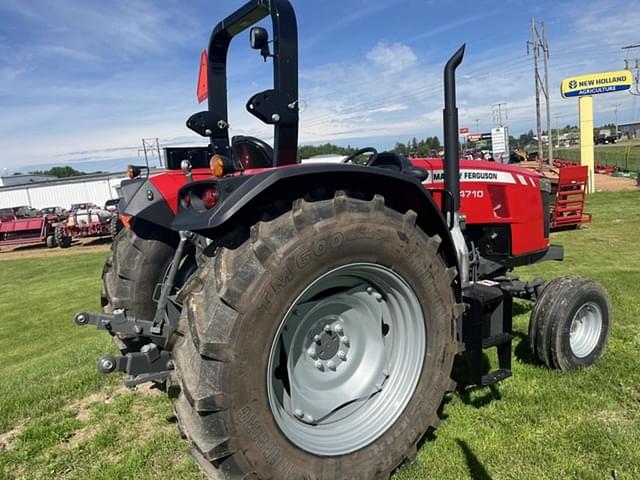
(210, 155, 225, 178)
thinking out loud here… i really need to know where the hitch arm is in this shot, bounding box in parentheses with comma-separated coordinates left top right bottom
(74, 310, 171, 344)
(96, 344, 173, 389)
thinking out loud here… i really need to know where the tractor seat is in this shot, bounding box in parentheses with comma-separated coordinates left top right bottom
(369, 152, 429, 181)
(232, 135, 273, 169)
(368, 152, 405, 172)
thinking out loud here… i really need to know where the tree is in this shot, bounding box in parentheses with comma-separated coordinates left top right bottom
(28, 166, 87, 177)
(392, 136, 442, 157)
(394, 142, 409, 155)
(297, 143, 357, 160)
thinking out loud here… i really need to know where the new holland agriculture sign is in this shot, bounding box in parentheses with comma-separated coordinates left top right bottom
(561, 70, 633, 98)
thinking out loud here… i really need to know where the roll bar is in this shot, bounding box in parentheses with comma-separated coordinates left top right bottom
(188, 0, 299, 166)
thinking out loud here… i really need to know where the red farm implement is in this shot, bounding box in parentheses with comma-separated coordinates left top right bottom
(0, 207, 58, 248)
(550, 165, 592, 231)
(54, 205, 114, 248)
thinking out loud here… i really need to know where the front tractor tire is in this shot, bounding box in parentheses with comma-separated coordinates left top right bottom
(529, 276, 611, 371)
(173, 192, 461, 480)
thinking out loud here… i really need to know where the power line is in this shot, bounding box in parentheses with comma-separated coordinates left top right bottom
(298, 43, 627, 136)
(301, 42, 622, 131)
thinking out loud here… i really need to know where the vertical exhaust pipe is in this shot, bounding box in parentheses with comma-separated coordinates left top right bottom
(442, 45, 470, 286)
(443, 44, 465, 216)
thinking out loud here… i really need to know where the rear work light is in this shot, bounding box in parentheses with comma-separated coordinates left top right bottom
(201, 186, 218, 209)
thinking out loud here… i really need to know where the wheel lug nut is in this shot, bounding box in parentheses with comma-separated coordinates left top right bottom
(341, 336, 350, 346)
(294, 408, 303, 418)
(315, 360, 323, 370)
(313, 334, 322, 343)
(324, 324, 332, 333)
(337, 351, 347, 360)
(327, 360, 336, 370)
(304, 414, 315, 424)
(374, 292, 383, 302)
(307, 347, 317, 358)
(367, 287, 373, 294)
(382, 369, 389, 377)
(333, 324, 343, 335)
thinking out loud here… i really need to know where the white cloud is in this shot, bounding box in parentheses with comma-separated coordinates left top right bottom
(366, 42, 418, 71)
(368, 104, 409, 114)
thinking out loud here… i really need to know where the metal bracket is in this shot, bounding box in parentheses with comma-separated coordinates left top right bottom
(150, 230, 193, 335)
(74, 310, 175, 346)
(96, 343, 173, 388)
(493, 276, 545, 301)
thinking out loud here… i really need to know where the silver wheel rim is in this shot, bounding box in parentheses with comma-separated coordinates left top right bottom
(569, 301, 603, 358)
(266, 262, 425, 456)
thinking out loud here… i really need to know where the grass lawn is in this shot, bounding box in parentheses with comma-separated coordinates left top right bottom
(556, 141, 640, 172)
(1, 191, 639, 479)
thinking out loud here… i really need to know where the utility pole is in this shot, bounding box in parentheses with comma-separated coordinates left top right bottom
(542, 22, 553, 162)
(554, 113, 561, 148)
(492, 103, 508, 126)
(141, 138, 163, 168)
(622, 44, 640, 96)
(528, 18, 552, 167)
(613, 103, 621, 138)
(474, 118, 480, 132)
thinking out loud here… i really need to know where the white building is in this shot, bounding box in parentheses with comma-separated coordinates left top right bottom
(0, 172, 130, 209)
(0, 174, 57, 187)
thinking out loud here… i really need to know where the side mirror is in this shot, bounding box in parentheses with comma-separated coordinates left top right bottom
(250, 27, 271, 61)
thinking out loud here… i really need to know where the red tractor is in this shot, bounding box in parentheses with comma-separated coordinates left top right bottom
(76, 2, 611, 479)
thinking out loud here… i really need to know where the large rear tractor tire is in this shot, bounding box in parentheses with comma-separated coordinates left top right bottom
(528, 276, 610, 371)
(172, 192, 462, 480)
(54, 224, 72, 248)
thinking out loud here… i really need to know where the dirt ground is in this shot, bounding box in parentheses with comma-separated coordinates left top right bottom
(0, 237, 111, 262)
(594, 173, 639, 192)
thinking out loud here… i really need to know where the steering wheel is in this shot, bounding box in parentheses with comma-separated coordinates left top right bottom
(342, 147, 378, 165)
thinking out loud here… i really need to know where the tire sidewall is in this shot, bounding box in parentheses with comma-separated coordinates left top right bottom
(554, 285, 610, 369)
(227, 214, 455, 477)
(103, 220, 178, 320)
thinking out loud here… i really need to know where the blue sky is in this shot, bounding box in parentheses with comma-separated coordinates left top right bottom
(1, 0, 638, 172)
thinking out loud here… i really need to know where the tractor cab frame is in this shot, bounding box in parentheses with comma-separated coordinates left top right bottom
(186, 0, 298, 167)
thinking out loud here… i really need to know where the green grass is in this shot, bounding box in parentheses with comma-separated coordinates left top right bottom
(0, 254, 203, 480)
(1, 192, 639, 479)
(556, 140, 640, 171)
